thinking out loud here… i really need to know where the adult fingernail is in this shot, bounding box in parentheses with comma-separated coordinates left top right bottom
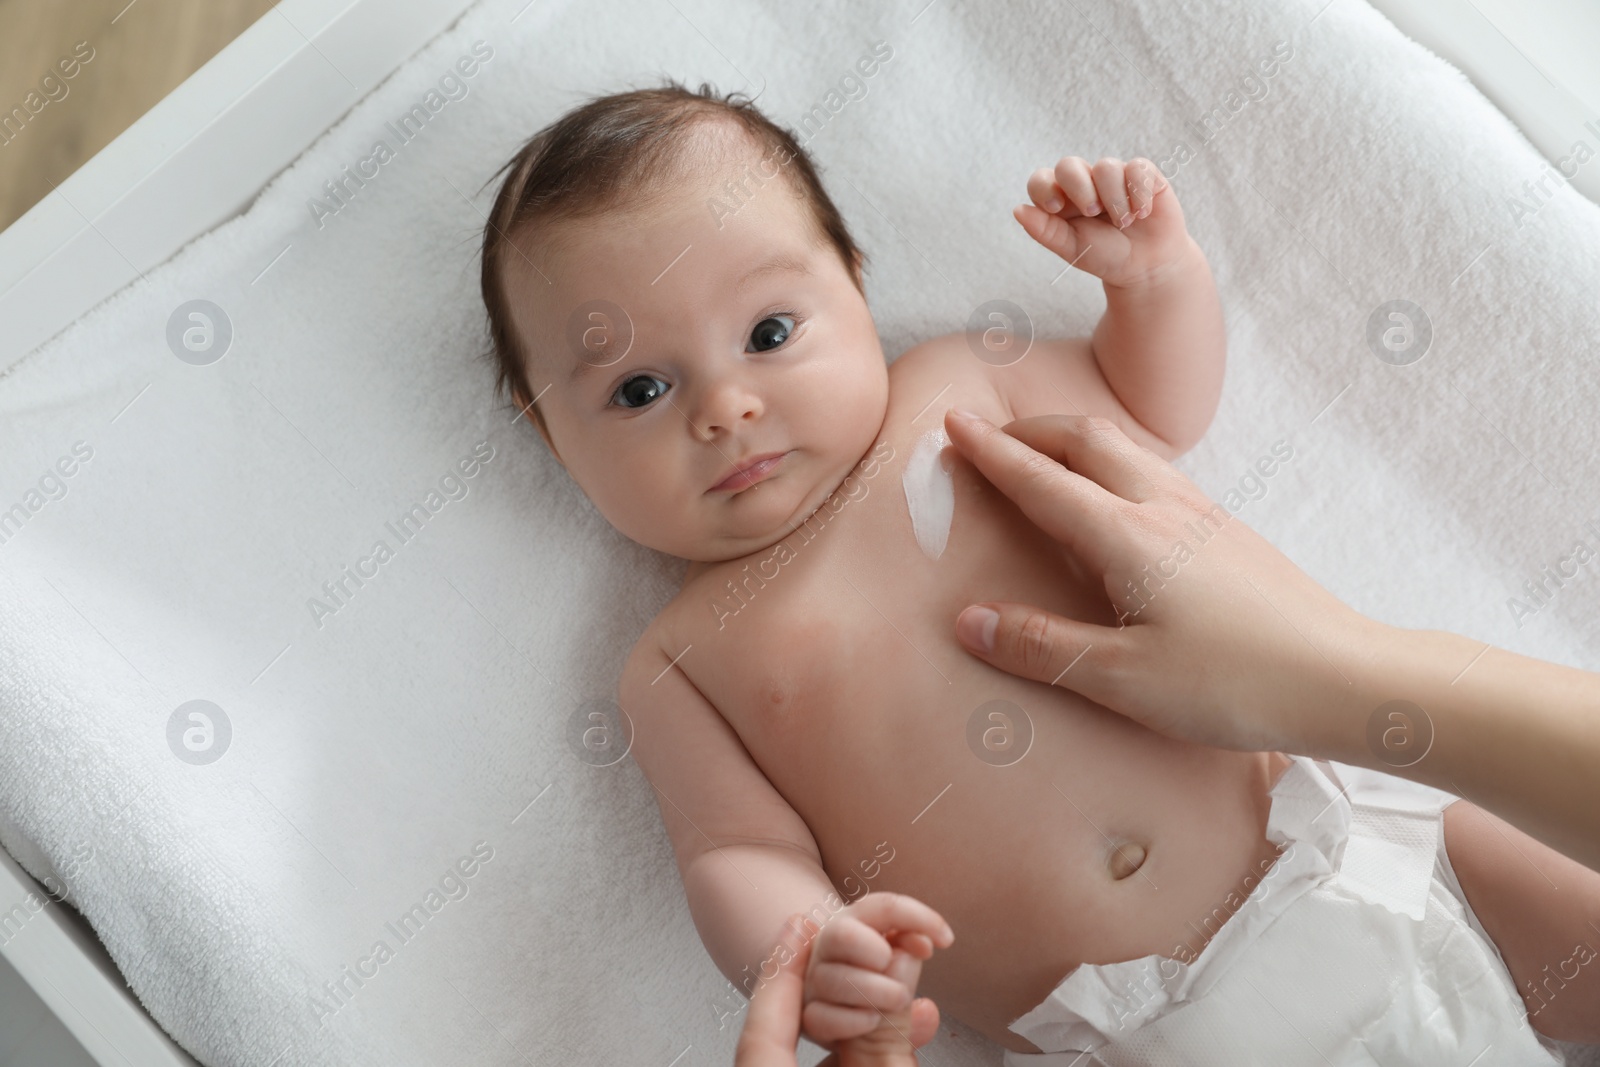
(957, 606, 998, 653)
(949, 407, 983, 424)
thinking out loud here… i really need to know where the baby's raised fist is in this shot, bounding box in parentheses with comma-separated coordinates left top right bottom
(1028, 155, 1166, 228)
(1016, 155, 1191, 288)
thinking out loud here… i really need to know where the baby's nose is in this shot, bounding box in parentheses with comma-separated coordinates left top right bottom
(692, 380, 764, 438)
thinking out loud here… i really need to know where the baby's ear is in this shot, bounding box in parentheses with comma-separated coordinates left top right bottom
(513, 388, 564, 466)
(534, 418, 563, 467)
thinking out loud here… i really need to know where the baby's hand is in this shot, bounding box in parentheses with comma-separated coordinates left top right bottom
(1017, 155, 1191, 289)
(801, 892, 953, 1057)
(826, 931, 939, 1067)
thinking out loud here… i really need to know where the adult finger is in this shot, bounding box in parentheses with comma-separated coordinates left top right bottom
(942, 409, 1130, 575)
(955, 601, 1126, 697)
(736, 913, 813, 1066)
(909, 997, 940, 1047)
(1000, 413, 1170, 502)
(884, 930, 940, 1046)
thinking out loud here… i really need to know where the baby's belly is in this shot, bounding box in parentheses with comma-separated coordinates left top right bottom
(689, 478, 1283, 1052)
(743, 627, 1282, 1050)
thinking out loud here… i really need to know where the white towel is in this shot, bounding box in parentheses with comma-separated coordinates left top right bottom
(0, 0, 1596, 1064)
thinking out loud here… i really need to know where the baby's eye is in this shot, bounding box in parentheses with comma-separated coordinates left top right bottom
(612, 374, 670, 409)
(747, 314, 796, 353)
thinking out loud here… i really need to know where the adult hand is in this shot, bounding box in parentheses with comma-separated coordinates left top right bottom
(940, 407, 1600, 872)
(736, 912, 942, 1067)
(942, 407, 1370, 755)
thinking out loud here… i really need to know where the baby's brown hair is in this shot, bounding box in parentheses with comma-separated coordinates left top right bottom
(476, 79, 869, 444)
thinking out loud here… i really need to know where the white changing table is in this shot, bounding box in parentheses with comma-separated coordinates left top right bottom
(0, 0, 1592, 1062)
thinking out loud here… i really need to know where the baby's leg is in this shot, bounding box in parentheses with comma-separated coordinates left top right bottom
(1443, 799, 1600, 1041)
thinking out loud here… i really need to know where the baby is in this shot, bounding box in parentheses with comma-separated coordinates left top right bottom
(477, 82, 1600, 1063)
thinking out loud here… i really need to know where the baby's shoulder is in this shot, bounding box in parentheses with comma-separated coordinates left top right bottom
(617, 599, 725, 716)
(888, 329, 983, 377)
(885, 331, 1014, 425)
(649, 564, 743, 656)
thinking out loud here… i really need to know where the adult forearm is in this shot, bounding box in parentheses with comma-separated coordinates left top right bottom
(1090, 238, 1225, 452)
(1313, 622, 1600, 871)
(685, 842, 842, 998)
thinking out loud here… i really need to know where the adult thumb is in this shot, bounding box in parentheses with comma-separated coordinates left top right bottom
(955, 603, 1113, 689)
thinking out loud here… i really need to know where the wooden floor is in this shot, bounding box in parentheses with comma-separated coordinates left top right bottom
(0, 0, 277, 233)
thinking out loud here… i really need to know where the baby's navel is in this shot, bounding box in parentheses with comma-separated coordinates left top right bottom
(1107, 840, 1149, 881)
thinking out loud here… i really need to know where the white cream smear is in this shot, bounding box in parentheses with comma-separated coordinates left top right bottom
(901, 428, 955, 560)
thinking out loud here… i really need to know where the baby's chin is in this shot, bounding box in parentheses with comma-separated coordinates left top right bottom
(685, 460, 858, 563)
(681, 515, 803, 565)
(623, 506, 787, 564)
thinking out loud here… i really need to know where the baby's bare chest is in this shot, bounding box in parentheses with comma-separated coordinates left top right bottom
(659, 365, 1281, 1041)
(665, 416, 1278, 1028)
(664, 383, 1148, 885)
(665, 357, 1117, 805)
(672, 396, 1109, 748)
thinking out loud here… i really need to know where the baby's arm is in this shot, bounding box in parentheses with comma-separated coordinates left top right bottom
(1003, 156, 1225, 457)
(1442, 799, 1600, 1041)
(617, 636, 933, 1041)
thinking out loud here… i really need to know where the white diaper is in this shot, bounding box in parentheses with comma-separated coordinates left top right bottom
(1002, 756, 1565, 1067)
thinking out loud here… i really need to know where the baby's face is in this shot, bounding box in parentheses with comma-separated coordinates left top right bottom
(509, 156, 888, 562)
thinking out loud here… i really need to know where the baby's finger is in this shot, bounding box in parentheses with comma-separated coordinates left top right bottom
(802, 999, 884, 1045)
(809, 960, 913, 1012)
(1052, 155, 1101, 216)
(1012, 204, 1092, 266)
(1091, 157, 1133, 229)
(814, 916, 895, 973)
(1125, 157, 1165, 220)
(1026, 167, 1070, 215)
(889, 929, 935, 960)
(845, 891, 956, 950)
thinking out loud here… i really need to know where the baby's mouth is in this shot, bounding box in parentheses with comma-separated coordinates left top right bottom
(709, 450, 790, 493)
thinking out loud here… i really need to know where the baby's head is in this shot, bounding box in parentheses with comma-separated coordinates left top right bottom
(479, 81, 888, 563)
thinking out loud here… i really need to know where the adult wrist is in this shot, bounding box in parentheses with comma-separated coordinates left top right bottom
(1281, 610, 1406, 767)
(1314, 619, 1484, 778)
